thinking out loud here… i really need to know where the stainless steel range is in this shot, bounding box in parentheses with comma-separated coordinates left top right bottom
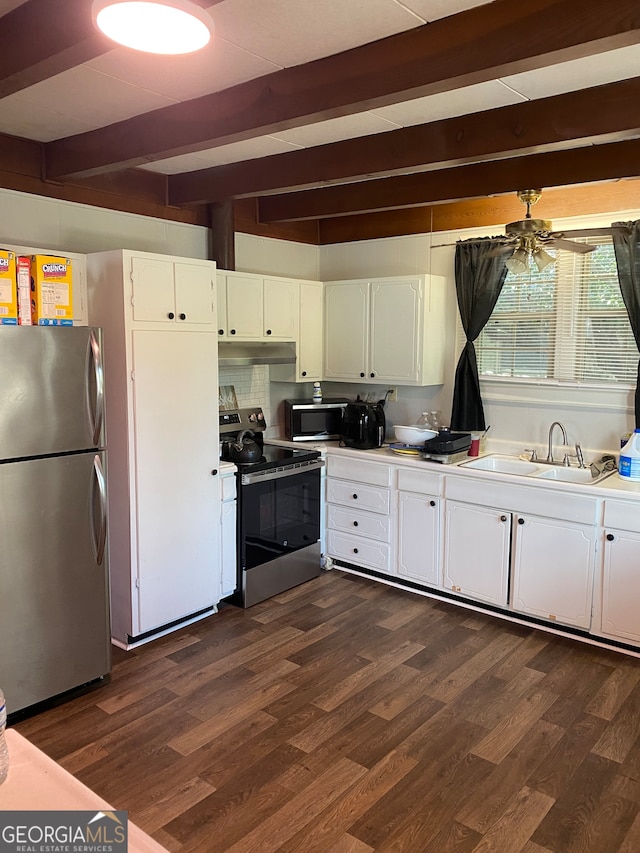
(220, 407, 324, 607)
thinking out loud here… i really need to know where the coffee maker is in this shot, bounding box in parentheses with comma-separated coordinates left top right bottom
(341, 398, 386, 449)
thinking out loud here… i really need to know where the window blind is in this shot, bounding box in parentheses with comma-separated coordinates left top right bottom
(473, 237, 638, 384)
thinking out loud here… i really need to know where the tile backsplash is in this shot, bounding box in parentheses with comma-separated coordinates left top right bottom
(218, 365, 272, 426)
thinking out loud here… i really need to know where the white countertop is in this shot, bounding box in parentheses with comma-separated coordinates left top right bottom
(0, 730, 168, 853)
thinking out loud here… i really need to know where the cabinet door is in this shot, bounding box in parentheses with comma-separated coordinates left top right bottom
(369, 279, 421, 382)
(600, 529, 640, 642)
(397, 491, 440, 586)
(226, 274, 263, 338)
(511, 515, 595, 629)
(173, 262, 215, 325)
(324, 282, 369, 380)
(131, 256, 177, 323)
(216, 272, 227, 337)
(131, 330, 220, 635)
(443, 501, 510, 605)
(298, 281, 323, 380)
(264, 279, 298, 339)
(220, 497, 237, 599)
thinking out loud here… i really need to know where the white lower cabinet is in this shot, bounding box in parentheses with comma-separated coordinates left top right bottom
(443, 501, 511, 606)
(325, 455, 393, 574)
(511, 514, 595, 629)
(396, 468, 442, 587)
(597, 500, 640, 644)
(220, 465, 237, 599)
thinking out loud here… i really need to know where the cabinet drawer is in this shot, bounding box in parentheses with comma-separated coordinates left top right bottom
(327, 504, 391, 542)
(604, 499, 640, 533)
(327, 530, 391, 572)
(326, 478, 390, 514)
(326, 455, 392, 487)
(397, 467, 442, 496)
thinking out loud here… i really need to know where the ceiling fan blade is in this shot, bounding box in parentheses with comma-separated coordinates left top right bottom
(546, 237, 596, 253)
(560, 225, 631, 238)
(484, 244, 515, 258)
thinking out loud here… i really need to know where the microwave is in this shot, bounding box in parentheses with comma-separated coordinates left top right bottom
(284, 398, 348, 441)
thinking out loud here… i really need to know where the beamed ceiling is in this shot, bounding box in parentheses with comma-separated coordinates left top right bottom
(1, 0, 640, 247)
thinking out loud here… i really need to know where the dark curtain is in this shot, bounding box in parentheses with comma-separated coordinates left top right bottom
(450, 239, 509, 431)
(612, 221, 640, 428)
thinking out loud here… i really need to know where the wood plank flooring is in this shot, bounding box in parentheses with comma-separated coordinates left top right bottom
(13, 569, 640, 852)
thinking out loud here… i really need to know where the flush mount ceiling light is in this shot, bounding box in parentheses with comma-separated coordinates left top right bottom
(92, 0, 214, 54)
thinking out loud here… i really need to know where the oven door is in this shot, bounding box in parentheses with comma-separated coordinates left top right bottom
(237, 462, 323, 606)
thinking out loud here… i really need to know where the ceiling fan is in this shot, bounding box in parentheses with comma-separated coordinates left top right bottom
(437, 188, 628, 274)
(490, 189, 602, 273)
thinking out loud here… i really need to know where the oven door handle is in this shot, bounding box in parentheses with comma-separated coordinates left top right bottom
(241, 458, 324, 485)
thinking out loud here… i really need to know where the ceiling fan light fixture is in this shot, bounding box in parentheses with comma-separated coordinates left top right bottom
(92, 0, 213, 55)
(532, 246, 555, 272)
(505, 246, 529, 275)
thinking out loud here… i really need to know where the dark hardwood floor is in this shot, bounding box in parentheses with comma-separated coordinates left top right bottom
(14, 569, 640, 852)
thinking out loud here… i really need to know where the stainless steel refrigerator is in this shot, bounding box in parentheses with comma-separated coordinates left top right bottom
(0, 326, 111, 716)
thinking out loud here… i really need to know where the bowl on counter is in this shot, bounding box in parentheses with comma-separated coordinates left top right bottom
(394, 424, 437, 444)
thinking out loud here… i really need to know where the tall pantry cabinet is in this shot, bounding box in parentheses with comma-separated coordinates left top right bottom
(87, 250, 221, 647)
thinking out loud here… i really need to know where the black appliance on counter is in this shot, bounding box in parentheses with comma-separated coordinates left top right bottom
(220, 407, 324, 607)
(422, 429, 472, 463)
(341, 398, 386, 449)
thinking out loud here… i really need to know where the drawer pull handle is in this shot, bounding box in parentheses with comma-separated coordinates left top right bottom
(500, 515, 507, 522)
(168, 312, 175, 319)
(429, 500, 436, 507)
(353, 521, 358, 526)
(518, 518, 525, 525)
(353, 493, 358, 499)
(353, 547, 359, 554)
(606, 533, 615, 541)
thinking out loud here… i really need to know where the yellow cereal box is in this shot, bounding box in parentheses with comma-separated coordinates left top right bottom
(16, 256, 32, 325)
(30, 255, 73, 325)
(0, 250, 17, 325)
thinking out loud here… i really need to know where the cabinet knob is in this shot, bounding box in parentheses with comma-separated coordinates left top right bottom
(429, 500, 436, 507)
(230, 329, 236, 335)
(301, 371, 307, 377)
(360, 372, 365, 378)
(518, 518, 525, 525)
(370, 372, 375, 378)
(168, 312, 175, 319)
(352, 493, 358, 500)
(353, 520, 358, 527)
(211, 469, 218, 476)
(179, 313, 186, 320)
(500, 515, 507, 522)
(606, 533, 615, 541)
(353, 548, 359, 554)
(266, 329, 272, 335)
(218, 329, 224, 335)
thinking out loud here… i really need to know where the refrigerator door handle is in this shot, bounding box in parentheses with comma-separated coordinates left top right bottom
(88, 329, 105, 447)
(91, 454, 107, 566)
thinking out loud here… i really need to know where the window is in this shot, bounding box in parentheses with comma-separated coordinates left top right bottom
(476, 238, 638, 384)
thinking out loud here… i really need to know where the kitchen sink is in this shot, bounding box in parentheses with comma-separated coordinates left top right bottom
(461, 453, 614, 485)
(531, 466, 612, 485)
(462, 455, 541, 475)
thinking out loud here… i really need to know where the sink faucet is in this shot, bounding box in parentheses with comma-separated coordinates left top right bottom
(547, 421, 568, 464)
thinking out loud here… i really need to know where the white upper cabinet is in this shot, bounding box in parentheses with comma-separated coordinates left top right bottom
(217, 271, 299, 340)
(271, 279, 324, 383)
(130, 256, 215, 325)
(324, 275, 446, 385)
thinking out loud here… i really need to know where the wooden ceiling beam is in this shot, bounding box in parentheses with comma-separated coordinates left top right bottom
(44, 0, 640, 180)
(168, 78, 640, 205)
(256, 139, 640, 222)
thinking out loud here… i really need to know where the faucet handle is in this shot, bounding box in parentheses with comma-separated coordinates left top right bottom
(523, 448, 538, 461)
(575, 443, 585, 468)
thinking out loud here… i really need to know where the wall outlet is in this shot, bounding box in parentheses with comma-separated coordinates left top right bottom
(387, 387, 397, 402)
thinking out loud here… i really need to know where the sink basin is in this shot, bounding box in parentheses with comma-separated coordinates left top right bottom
(531, 467, 611, 485)
(462, 455, 541, 475)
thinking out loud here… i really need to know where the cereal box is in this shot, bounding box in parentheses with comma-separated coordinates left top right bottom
(0, 249, 17, 324)
(30, 254, 73, 325)
(16, 256, 32, 325)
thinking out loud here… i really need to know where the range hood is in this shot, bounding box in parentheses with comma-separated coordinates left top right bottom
(218, 341, 296, 366)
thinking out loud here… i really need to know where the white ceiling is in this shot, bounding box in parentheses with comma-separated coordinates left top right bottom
(1, 0, 639, 177)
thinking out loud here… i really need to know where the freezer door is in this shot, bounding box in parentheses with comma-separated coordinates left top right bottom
(0, 452, 111, 714)
(0, 326, 105, 459)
